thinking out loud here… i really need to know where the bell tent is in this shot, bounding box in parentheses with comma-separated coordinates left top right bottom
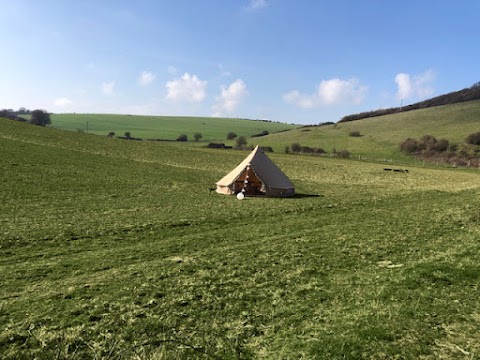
(216, 145, 295, 197)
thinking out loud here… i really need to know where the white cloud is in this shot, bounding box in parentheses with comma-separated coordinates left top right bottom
(247, 0, 268, 10)
(212, 79, 248, 117)
(283, 78, 367, 109)
(395, 69, 435, 100)
(53, 97, 73, 107)
(138, 71, 155, 86)
(165, 73, 207, 102)
(101, 81, 115, 95)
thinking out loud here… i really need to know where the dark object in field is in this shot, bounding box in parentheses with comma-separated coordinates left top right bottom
(207, 143, 233, 149)
(384, 168, 409, 173)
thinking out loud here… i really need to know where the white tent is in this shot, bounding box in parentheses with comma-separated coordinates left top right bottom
(216, 146, 295, 197)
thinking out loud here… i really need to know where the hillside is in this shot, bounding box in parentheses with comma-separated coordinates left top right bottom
(253, 99, 480, 161)
(339, 82, 480, 123)
(2, 118, 480, 358)
(48, 113, 298, 141)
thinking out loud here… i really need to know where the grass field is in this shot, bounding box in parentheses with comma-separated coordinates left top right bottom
(2, 118, 480, 359)
(254, 99, 480, 160)
(48, 114, 298, 142)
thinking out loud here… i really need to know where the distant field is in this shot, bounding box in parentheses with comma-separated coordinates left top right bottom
(2, 118, 480, 358)
(254, 99, 480, 161)
(49, 113, 298, 142)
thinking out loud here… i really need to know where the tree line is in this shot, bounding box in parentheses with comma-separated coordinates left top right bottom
(0, 108, 51, 127)
(339, 81, 480, 123)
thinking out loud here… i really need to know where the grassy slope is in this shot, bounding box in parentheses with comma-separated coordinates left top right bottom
(2, 118, 480, 358)
(50, 114, 298, 141)
(254, 99, 480, 161)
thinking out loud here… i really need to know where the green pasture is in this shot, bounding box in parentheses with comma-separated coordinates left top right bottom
(2, 118, 480, 359)
(254, 99, 480, 160)
(49, 114, 298, 142)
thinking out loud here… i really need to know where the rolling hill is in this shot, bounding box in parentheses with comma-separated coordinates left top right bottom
(253, 99, 480, 161)
(1, 117, 480, 358)
(48, 113, 298, 141)
(339, 82, 480, 123)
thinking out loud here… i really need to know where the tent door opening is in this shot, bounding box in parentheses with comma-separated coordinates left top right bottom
(234, 166, 266, 196)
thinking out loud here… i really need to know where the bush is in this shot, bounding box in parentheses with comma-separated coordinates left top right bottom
(194, 132, 202, 142)
(251, 130, 269, 138)
(235, 136, 247, 148)
(301, 146, 314, 153)
(431, 138, 449, 152)
(30, 109, 51, 127)
(291, 143, 302, 153)
(349, 131, 361, 137)
(176, 134, 188, 142)
(108, 131, 116, 138)
(227, 132, 237, 140)
(284, 146, 290, 154)
(457, 143, 477, 158)
(400, 138, 420, 153)
(124, 132, 131, 139)
(466, 131, 480, 145)
(337, 150, 351, 158)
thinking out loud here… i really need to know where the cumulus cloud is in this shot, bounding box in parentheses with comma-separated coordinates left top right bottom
(138, 71, 155, 86)
(395, 69, 435, 100)
(283, 78, 367, 109)
(166, 73, 207, 102)
(53, 97, 73, 107)
(101, 81, 115, 95)
(212, 79, 248, 117)
(247, 0, 268, 10)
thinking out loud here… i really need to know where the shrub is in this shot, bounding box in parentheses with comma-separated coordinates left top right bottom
(466, 131, 480, 145)
(457, 143, 477, 158)
(284, 146, 290, 154)
(30, 109, 51, 127)
(227, 132, 237, 140)
(108, 131, 116, 138)
(291, 143, 302, 153)
(431, 139, 449, 152)
(251, 130, 269, 138)
(349, 131, 361, 137)
(420, 135, 437, 150)
(235, 136, 247, 148)
(400, 138, 420, 153)
(176, 134, 188, 142)
(124, 132, 131, 139)
(337, 150, 351, 158)
(194, 132, 203, 142)
(301, 146, 314, 153)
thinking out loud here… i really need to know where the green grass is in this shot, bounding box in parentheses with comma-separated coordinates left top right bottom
(2, 118, 480, 359)
(48, 113, 298, 142)
(253, 99, 480, 160)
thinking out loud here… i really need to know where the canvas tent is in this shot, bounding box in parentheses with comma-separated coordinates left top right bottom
(216, 145, 295, 197)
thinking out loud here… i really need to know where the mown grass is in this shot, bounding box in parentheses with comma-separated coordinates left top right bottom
(48, 114, 298, 142)
(2, 118, 480, 359)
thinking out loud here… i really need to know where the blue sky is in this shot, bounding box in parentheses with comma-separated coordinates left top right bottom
(1, 0, 479, 124)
